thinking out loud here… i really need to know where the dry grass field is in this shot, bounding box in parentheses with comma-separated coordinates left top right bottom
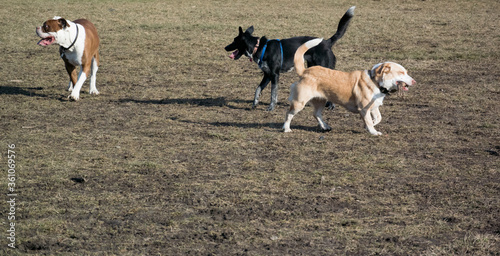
(1, 0, 499, 255)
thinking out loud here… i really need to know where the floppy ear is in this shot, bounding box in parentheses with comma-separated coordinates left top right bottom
(375, 65, 384, 75)
(376, 64, 390, 75)
(383, 65, 391, 73)
(245, 26, 254, 34)
(58, 18, 69, 28)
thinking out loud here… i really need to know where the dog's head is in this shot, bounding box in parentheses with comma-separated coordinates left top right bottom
(36, 17, 71, 46)
(371, 62, 416, 93)
(225, 26, 257, 60)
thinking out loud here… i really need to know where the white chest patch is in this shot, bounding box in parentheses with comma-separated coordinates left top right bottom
(60, 24, 86, 67)
(62, 50, 83, 66)
(372, 93, 385, 109)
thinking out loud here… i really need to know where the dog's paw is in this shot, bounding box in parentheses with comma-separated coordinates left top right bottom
(366, 126, 382, 136)
(266, 105, 276, 111)
(283, 124, 292, 132)
(89, 89, 100, 95)
(320, 127, 332, 132)
(68, 93, 80, 101)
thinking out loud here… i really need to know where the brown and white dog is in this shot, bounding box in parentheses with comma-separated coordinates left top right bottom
(36, 17, 100, 100)
(283, 38, 416, 135)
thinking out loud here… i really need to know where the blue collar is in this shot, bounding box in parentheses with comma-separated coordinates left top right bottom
(258, 39, 283, 69)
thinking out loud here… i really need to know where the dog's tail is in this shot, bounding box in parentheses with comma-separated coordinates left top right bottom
(328, 6, 355, 46)
(294, 38, 323, 77)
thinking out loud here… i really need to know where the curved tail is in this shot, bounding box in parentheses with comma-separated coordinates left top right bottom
(294, 38, 323, 77)
(328, 6, 355, 46)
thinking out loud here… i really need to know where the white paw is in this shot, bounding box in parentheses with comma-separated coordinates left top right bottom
(89, 89, 100, 95)
(68, 93, 80, 101)
(320, 125, 332, 131)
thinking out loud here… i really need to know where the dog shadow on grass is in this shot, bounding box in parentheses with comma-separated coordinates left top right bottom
(0, 86, 47, 98)
(119, 97, 261, 110)
(119, 97, 328, 131)
(172, 117, 322, 132)
(208, 121, 322, 132)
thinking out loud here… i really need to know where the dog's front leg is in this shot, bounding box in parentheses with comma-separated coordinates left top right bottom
(68, 81, 74, 92)
(253, 76, 270, 109)
(68, 70, 87, 101)
(371, 107, 382, 126)
(64, 62, 77, 92)
(361, 110, 382, 135)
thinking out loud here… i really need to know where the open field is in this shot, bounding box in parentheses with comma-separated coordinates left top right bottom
(1, 0, 499, 255)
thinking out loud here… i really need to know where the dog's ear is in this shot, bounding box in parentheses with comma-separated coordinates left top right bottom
(245, 26, 254, 35)
(382, 65, 391, 74)
(238, 26, 244, 35)
(376, 63, 391, 75)
(58, 18, 69, 28)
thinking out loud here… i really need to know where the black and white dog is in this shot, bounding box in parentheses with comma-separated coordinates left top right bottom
(225, 6, 355, 111)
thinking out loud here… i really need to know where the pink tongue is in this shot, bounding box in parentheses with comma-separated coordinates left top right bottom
(229, 50, 239, 59)
(37, 37, 53, 46)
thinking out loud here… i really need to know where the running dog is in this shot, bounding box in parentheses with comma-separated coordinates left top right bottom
(225, 6, 355, 111)
(36, 16, 100, 101)
(283, 38, 416, 135)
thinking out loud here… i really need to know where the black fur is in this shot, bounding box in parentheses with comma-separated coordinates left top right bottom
(225, 6, 355, 111)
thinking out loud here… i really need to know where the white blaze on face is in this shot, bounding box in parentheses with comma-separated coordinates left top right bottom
(394, 63, 416, 89)
(36, 17, 76, 48)
(36, 18, 62, 46)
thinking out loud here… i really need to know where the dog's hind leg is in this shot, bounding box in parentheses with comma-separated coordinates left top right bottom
(89, 57, 99, 95)
(253, 76, 271, 109)
(283, 100, 306, 132)
(267, 74, 280, 111)
(311, 98, 331, 131)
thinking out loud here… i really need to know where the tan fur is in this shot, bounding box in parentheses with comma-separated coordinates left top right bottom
(284, 40, 416, 135)
(75, 19, 100, 69)
(293, 41, 310, 76)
